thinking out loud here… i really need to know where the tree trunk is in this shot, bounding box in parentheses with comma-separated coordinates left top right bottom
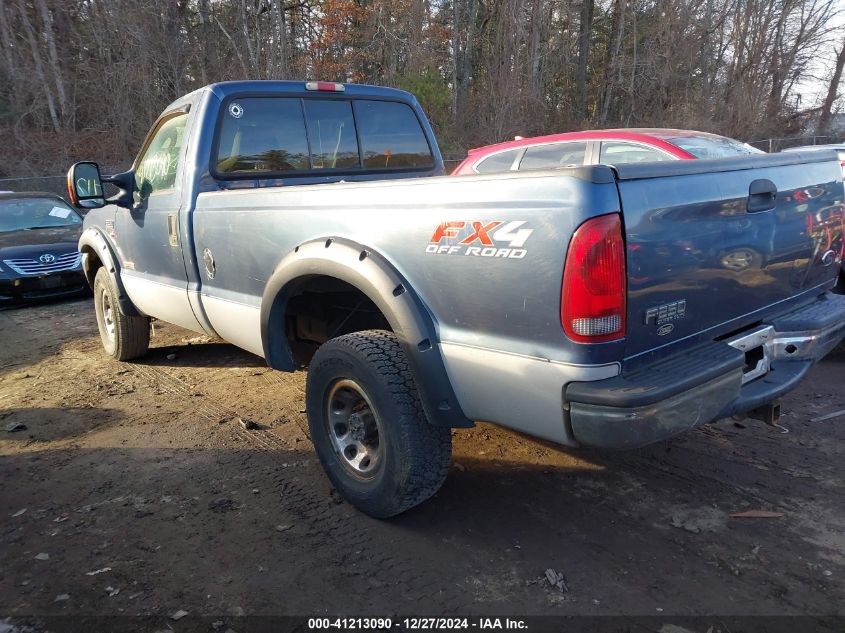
(271, 0, 288, 78)
(17, 0, 60, 131)
(817, 40, 845, 136)
(407, 0, 426, 74)
(215, 14, 250, 76)
(197, 0, 210, 84)
(701, 0, 714, 105)
(239, 0, 257, 75)
(34, 0, 69, 128)
(599, 0, 624, 125)
(451, 0, 459, 117)
(575, 0, 594, 121)
(0, 3, 16, 80)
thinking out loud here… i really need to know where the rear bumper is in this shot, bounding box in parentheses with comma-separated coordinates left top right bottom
(566, 292, 845, 449)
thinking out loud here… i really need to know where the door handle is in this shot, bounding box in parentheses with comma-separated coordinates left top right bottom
(747, 179, 777, 213)
(167, 214, 178, 247)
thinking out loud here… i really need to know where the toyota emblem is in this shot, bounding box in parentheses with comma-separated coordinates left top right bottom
(39, 254, 56, 264)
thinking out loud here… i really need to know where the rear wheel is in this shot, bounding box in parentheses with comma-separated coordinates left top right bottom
(93, 267, 150, 360)
(306, 330, 452, 518)
(720, 247, 762, 271)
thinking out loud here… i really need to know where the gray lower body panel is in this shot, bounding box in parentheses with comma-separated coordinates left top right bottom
(439, 342, 620, 445)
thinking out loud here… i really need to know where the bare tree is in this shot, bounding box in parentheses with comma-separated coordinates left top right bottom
(0, 0, 841, 176)
(817, 38, 845, 135)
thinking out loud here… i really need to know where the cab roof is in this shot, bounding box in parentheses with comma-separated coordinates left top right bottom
(164, 80, 419, 112)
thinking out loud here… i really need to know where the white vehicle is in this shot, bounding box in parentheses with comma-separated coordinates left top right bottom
(783, 144, 845, 177)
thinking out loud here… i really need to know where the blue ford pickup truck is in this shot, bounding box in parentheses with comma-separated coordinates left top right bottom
(67, 80, 845, 517)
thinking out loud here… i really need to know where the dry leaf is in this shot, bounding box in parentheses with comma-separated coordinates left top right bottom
(729, 510, 784, 519)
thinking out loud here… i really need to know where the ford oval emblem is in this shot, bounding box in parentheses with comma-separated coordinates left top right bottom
(657, 323, 675, 336)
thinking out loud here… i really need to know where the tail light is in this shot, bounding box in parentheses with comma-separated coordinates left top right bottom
(561, 213, 626, 343)
(305, 81, 345, 92)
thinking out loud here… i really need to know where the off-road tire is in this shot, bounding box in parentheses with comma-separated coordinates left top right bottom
(93, 267, 150, 361)
(306, 330, 452, 518)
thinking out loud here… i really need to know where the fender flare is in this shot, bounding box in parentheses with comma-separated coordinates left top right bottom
(78, 228, 140, 317)
(260, 237, 473, 428)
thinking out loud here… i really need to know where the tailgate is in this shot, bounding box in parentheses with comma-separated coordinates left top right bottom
(616, 151, 844, 359)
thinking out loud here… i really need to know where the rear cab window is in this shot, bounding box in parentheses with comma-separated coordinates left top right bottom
(355, 100, 434, 168)
(217, 98, 308, 173)
(215, 96, 434, 177)
(304, 100, 358, 169)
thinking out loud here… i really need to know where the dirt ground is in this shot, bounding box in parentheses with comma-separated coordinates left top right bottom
(1, 297, 844, 626)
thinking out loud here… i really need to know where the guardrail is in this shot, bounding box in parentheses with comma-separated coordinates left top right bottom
(0, 175, 69, 199)
(748, 136, 844, 153)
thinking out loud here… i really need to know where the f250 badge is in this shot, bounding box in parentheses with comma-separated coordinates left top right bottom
(645, 299, 687, 329)
(426, 221, 533, 259)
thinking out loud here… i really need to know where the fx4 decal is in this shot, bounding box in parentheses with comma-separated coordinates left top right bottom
(426, 221, 534, 259)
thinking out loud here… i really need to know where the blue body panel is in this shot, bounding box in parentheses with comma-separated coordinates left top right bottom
(616, 154, 844, 366)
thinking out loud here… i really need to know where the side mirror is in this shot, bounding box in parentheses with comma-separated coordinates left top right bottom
(67, 162, 106, 209)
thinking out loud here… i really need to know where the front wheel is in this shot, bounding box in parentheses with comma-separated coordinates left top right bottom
(93, 267, 150, 360)
(306, 330, 452, 518)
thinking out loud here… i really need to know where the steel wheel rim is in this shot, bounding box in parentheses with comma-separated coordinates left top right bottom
(100, 288, 115, 340)
(325, 379, 383, 479)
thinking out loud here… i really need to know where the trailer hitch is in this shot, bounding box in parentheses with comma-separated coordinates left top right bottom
(745, 402, 789, 434)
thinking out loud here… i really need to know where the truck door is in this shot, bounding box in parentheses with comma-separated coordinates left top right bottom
(115, 110, 204, 333)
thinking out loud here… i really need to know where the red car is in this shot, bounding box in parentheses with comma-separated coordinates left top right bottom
(451, 128, 763, 175)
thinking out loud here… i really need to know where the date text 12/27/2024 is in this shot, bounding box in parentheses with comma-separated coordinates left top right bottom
(307, 618, 529, 630)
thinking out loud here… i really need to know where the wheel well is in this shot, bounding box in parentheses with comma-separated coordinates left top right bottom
(284, 276, 392, 365)
(80, 245, 102, 288)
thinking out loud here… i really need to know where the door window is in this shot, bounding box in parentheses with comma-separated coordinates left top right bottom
(474, 149, 521, 173)
(519, 142, 588, 170)
(134, 113, 188, 201)
(599, 141, 671, 164)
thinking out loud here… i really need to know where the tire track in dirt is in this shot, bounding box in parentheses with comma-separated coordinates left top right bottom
(261, 368, 308, 437)
(127, 363, 287, 452)
(124, 361, 478, 611)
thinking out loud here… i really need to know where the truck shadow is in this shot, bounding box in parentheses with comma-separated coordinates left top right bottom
(0, 406, 123, 442)
(142, 341, 266, 369)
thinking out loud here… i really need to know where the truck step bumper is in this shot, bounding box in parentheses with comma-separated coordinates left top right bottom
(569, 369, 742, 450)
(567, 292, 845, 450)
